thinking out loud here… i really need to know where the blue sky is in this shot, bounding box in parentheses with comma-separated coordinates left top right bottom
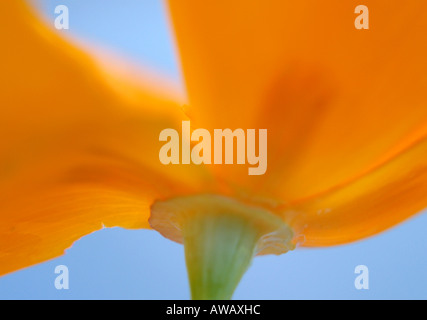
(1, 0, 426, 300)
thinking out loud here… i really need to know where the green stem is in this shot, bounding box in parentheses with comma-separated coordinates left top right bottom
(150, 194, 295, 301)
(183, 213, 259, 300)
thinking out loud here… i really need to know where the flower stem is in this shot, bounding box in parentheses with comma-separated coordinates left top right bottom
(182, 213, 259, 300)
(150, 194, 295, 300)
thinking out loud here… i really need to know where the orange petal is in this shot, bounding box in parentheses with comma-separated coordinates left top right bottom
(167, 0, 427, 203)
(285, 135, 427, 246)
(0, 1, 210, 275)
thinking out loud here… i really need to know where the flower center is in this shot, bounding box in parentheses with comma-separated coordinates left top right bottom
(150, 194, 295, 299)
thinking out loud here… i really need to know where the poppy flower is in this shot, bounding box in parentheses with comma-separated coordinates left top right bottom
(1, 0, 427, 299)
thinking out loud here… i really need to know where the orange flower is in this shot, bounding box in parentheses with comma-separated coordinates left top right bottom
(1, 1, 427, 299)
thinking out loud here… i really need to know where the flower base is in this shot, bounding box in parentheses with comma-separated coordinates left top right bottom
(150, 194, 294, 299)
